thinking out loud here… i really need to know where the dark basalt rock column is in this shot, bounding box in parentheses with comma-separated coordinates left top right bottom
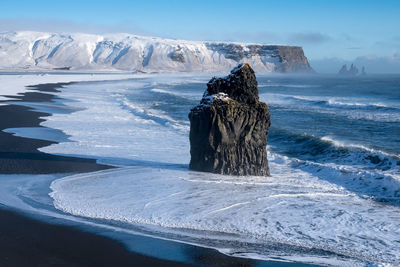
(188, 63, 271, 176)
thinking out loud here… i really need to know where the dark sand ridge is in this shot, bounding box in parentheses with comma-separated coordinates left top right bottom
(0, 80, 316, 267)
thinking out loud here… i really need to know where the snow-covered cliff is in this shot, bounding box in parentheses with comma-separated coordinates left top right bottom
(0, 31, 312, 73)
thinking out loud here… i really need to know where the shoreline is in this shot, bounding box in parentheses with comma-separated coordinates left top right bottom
(0, 78, 316, 266)
(0, 206, 194, 267)
(0, 82, 112, 174)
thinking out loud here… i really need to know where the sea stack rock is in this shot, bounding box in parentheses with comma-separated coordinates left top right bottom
(188, 63, 271, 176)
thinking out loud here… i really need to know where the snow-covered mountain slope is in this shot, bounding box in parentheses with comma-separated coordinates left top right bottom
(0, 31, 312, 73)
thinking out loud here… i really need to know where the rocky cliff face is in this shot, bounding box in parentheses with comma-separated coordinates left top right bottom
(188, 63, 271, 176)
(0, 31, 312, 73)
(274, 46, 312, 72)
(206, 44, 312, 73)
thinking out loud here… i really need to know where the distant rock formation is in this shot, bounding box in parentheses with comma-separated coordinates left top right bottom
(361, 66, 366, 75)
(338, 63, 363, 76)
(338, 65, 348, 75)
(349, 64, 359, 75)
(188, 63, 271, 176)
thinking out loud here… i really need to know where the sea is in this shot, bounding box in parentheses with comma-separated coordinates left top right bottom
(2, 73, 400, 266)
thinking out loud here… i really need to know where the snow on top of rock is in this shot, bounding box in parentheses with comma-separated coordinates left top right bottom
(230, 63, 245, 74)
(200, 92, 230, 106)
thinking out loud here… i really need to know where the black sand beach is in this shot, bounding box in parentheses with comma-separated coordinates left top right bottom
(0, 83, 111, 174)
(0, 80, 315, 267)
(0, 208, 194, 267)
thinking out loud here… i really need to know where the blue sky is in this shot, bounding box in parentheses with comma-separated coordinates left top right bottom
(1, 0, 399, 72)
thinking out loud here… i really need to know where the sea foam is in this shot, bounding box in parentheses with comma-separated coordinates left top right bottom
(50, 157, 400, 265)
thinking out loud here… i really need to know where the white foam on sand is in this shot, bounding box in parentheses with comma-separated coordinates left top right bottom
(3, 127, 70, 143)
(50, 157, 400, 266)
(39, 76, 190, 166)
(0, 73, 137, 104)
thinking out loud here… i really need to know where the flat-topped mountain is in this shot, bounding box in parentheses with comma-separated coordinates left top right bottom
(0, 31, 312, 73)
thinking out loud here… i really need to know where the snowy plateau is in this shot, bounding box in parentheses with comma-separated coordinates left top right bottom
(0, 31, 311, 73)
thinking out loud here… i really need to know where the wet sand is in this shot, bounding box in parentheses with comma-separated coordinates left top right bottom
(0, 207, 195, 267)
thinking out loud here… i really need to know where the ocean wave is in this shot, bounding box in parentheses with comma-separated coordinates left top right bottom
(150, 88, 199, 101)
(261, 93, 400, 123)
(120, 97, 190, 132)
(261, 92, 399, 111)
(291, 96, 399, 111)
(320, 136, 399, 159)
(269, 131, 400, 207)
(151, 88, 178, 95)
(148, 77, 208, 88)
(269, 130, 400, 182)
(258, 83, 319, 88)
